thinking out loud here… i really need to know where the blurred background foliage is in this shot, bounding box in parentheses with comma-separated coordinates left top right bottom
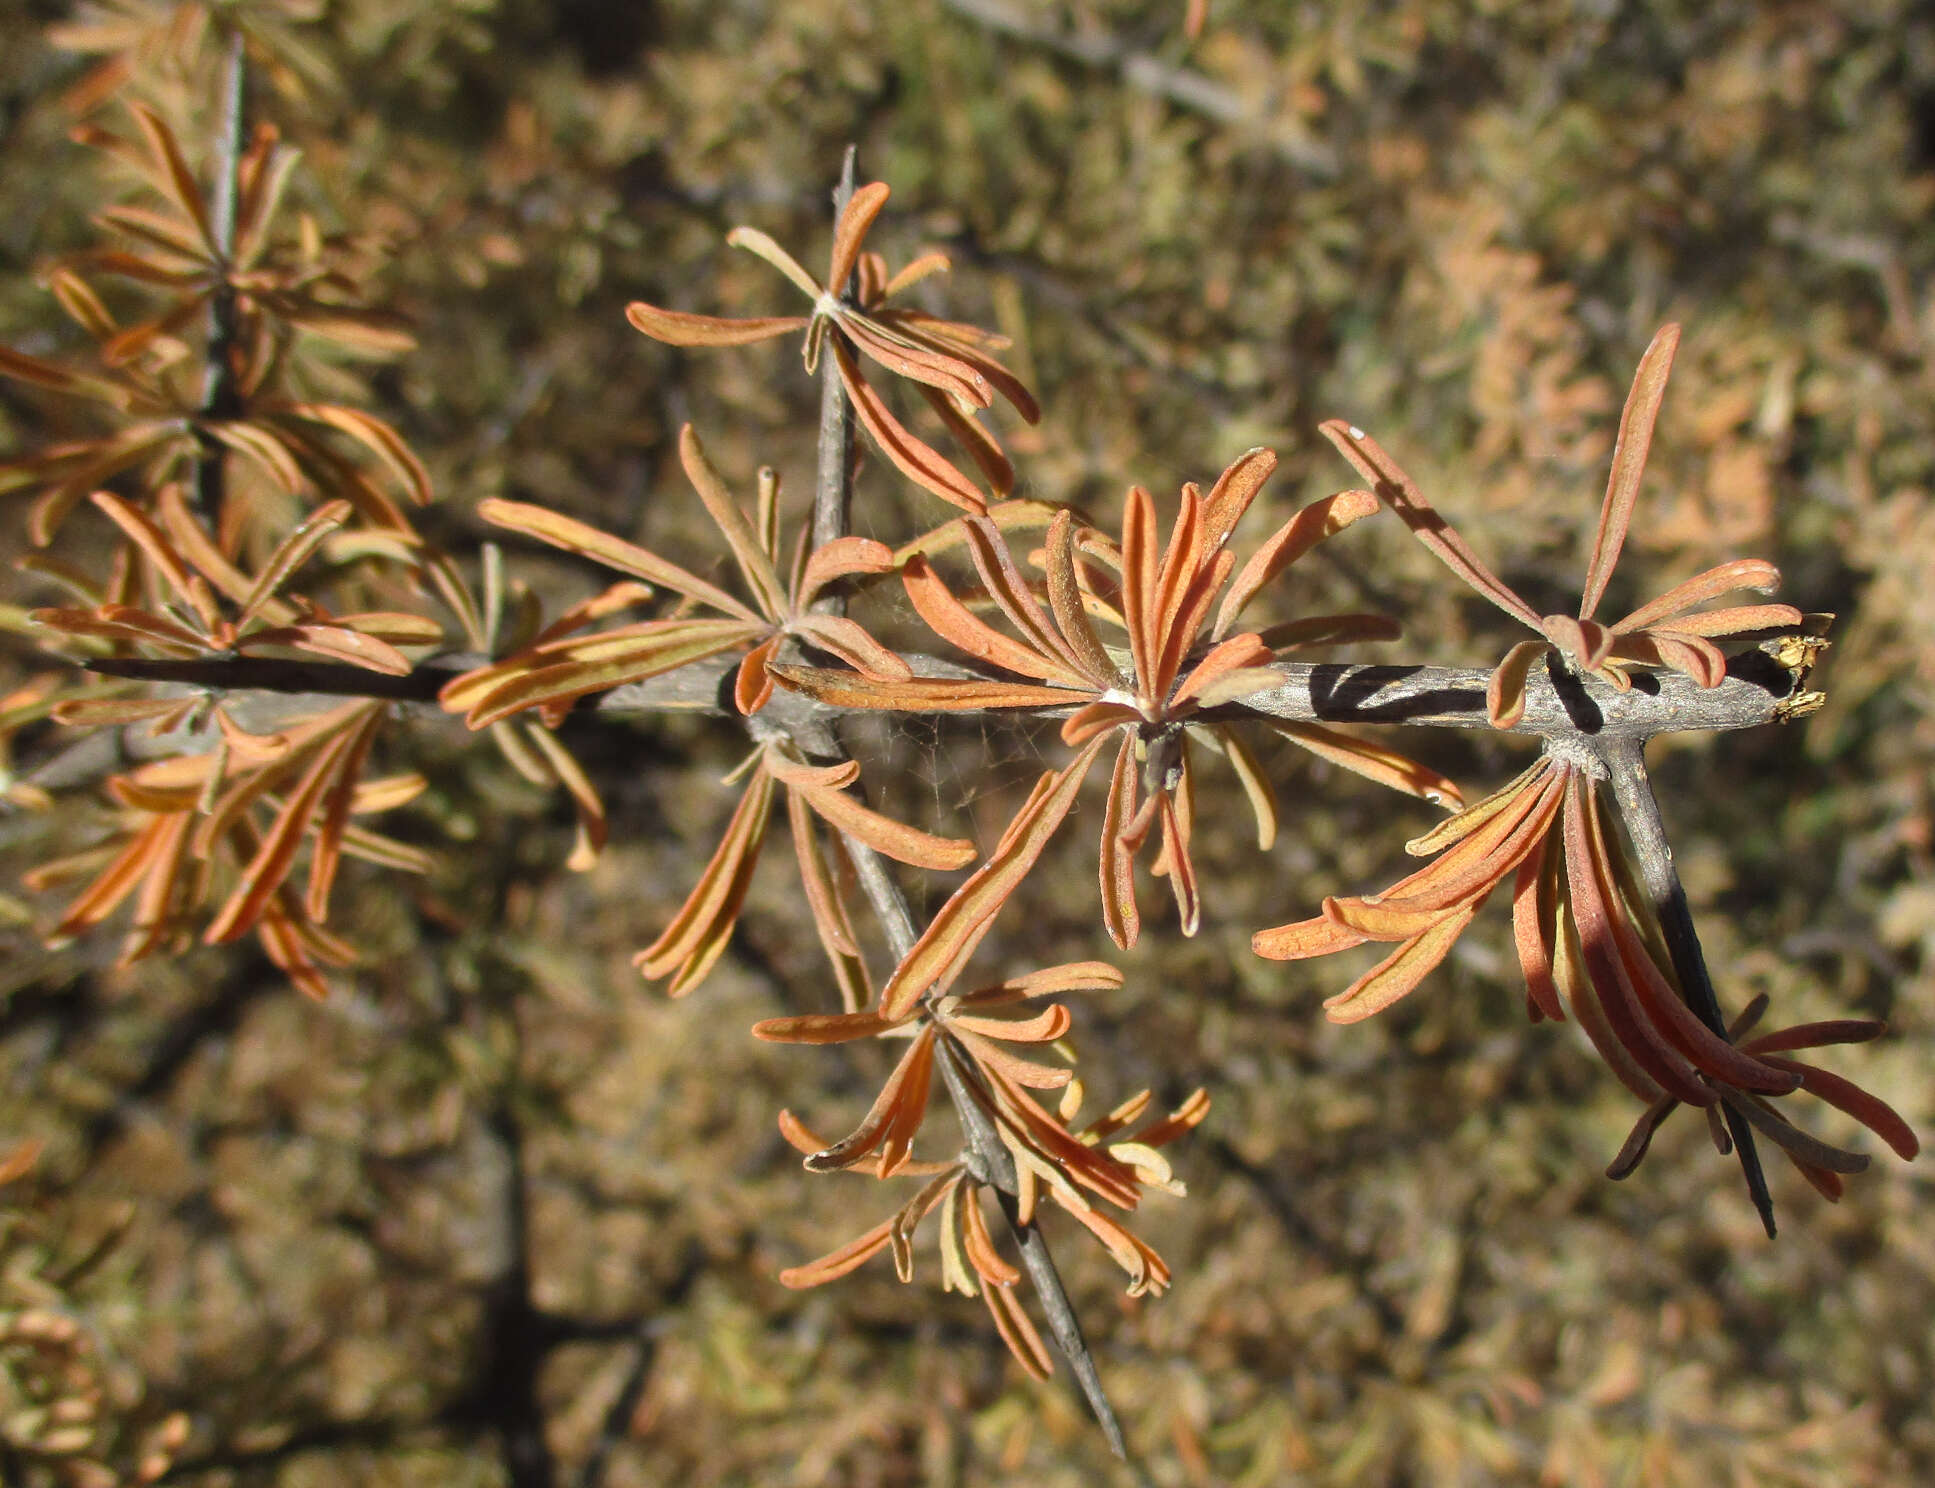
(1, 0, 1932, 1483)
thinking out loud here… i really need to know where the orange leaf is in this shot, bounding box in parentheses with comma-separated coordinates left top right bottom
(953, 961, 1124, 1007)
(1612, 558, 1783, 633)
(790, 613, 912, 681)
(803, 1025, 937, 1173)
(982, 1271, 1054, 1379)
(454, 618, 758, 727)
(205, 721, 361, 944)
(835, 336, 987, 511)
(1321, 906, 1479, 1024)
(1486, 639, 1550, 730)
(624, 302, 806, 346)
(796, 535, 898, 609)
(303, 706, 384, 921)
(478, 498, 755, 623)
(786, 796, 870, 1012)
(1200, 446, 1279, 553)
(1213, 487, 1380, 640)
(678, 425, 787, 619)
(753, 1009, 898, 1043)
(827, 182, 891, 295)
(634, 765, 776, 994)
(1580, 324, 1680, 620)
(778, 1218, 896, 1289)
(1559, 776, 1712, 1106)
(274, 404, 433, 506)
(879, 733, 1109, 1020)
(766, 664, 1076, 713)
(1269, 720, 1462, 807)
(1647, 602, 1801, 638)
(948, 1004, 1071, 1043)
(1512, 844, 1565, 1023)
(1320, 420, 1543, 631)
(791, 775, 976, 870)
(1251, 914, 1370, 961)
(130, 105, 215, 251)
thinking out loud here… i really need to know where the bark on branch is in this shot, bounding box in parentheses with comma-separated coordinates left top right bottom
(79, 632, 1822, 741)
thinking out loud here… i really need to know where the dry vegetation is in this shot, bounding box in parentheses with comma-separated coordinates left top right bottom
(2, 1, 1932, 1484)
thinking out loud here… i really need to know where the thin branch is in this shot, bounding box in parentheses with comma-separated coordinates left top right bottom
(85, 653, 460, 701)
(828, 797, 1128, 1457)
(811, 146, 860, 570)
(1231, 643, 1819, 738)
(801, 756, 1126, 1453)
(192, 27, 246, 522)
(940, 1036, 1130, 1459)
(935, 0, 1337, 177)
(80, 633, 1820, 739)
(1599, 735, 1776, 1236)
(796, 147, 1128, 1459)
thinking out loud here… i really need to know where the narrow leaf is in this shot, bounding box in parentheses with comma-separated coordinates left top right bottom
(130, 105, 215, 251)
(725, 225, 827, 300)
(1320, 420, 1543, 630)
(778, 1219, 895, 1288)
(1511, 843, 1565, 1022)
(1213, 488, 1381, 639)
(1098, 731, 1141, 949)
(1045, 510, 1120, 687)
(828, 181, 891, 297)
(679, 425, 787, 619)
(237, 498, 352, 626)
(794, 776, 976, 870)
(478, 497, 756, 623)
(879, 734, 1109, 1019)
(767, 664, 1075, 713)
(903, 553, 1083, 685)
(1580, 324, 1680, 620)
(1200, 447, 1279, 552)
(1251, 913, 1370, 961)
(624, 303, 806, 346)
(1613, 559, 1783, 633)
(634, 765, 775, 991)
(915, 383, 1014, 497)
(796, 535, 898, 610)
(205, 722, 360, 943)
(1486, 639, 1551, 730)
(1271, 720, 1462, 807)
(834, 337, 988, 511)
(1650, 602, 1802, 638)
(1322, 906, 1478, 1024)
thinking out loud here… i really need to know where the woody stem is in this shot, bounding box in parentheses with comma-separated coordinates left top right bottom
(810, 146, 860, 571)
(192, 27, 247, 524)
(81, 645, 1816, 737)
(799, 149, 1129, 1461)
(1599, 734, 1775, 1237)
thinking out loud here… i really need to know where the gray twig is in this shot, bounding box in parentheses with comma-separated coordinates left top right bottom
(192, 28, 246, 522)
(80, 634, 1816, 740)
(811, 146, 860, 569)
(1599, 735, 1775, 1236)
(935, 0, 1336, 177)
(799, 146, 1129, 1460)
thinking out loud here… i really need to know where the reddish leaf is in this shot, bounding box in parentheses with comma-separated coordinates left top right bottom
(1213, 487, 1380, 640)
(625, 302, 806, 346)
(1580, 324, 1680, 620)
(1321, 905, 1478, 1024)
(879, 733, 1109, 1019)
(1613, 558, 1783, 633)
(767, 664, 1076, 713)
(634, 764, 776, 994)
(833, 336, 988, 511)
